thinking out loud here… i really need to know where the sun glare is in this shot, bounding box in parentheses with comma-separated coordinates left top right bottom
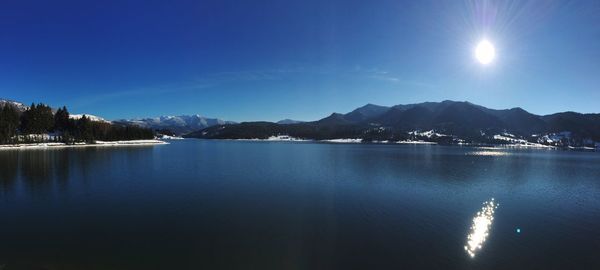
(465, 199, 499, 258)
(475, 40, 496, 65)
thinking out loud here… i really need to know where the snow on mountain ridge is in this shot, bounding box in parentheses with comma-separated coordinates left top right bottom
(69, 114, 111, 123)
(117, 115, 236, 135)
(0, 98, 29, 111)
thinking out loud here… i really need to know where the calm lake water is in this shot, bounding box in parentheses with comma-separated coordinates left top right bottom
(0, 140, 599, 269)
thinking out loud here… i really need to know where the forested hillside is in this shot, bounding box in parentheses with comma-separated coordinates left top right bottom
(0, 102, 153, 144)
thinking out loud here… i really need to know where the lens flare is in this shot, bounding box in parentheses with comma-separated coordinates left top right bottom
(465, 198, 499, 258)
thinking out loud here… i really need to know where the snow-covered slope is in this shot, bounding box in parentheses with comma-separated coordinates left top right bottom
(69, 114, 111, 123)
(116, 115, 236, 135)
(0, 98, 28, 112)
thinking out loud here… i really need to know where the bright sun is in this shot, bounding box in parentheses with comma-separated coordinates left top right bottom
(475, 40, 496, 65)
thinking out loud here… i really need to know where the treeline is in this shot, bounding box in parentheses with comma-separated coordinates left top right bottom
(0, 103, 153, 144)
(186, 121, 508, 145)
(186, 121, 367, 140)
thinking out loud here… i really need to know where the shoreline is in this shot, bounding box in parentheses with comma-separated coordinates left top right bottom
(204, 137, 597, 151)
(222, 135, 438, 145)
(0, 139, 168, 150)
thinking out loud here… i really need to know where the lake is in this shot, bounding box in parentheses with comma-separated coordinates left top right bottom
(0, 140, 599, 269)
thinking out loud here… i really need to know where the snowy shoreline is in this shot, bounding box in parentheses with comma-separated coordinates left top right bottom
(228, 135, 439, 144)
(0, 139, 168, 150)
(217, 136, 597, 151)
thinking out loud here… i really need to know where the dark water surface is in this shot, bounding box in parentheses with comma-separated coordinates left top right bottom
(0, 140, 599, 269)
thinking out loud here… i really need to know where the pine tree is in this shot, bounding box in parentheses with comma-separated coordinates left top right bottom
(19, 103, 35, 134)
(54, 106, 70, 132)
(77, 115, 94, 143)
(0, 104, 20, 144)
(20, 103, 54, 135)
(37, 103, 54, 133)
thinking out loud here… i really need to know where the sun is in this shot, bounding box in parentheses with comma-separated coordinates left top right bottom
(475, 40, 496, 65)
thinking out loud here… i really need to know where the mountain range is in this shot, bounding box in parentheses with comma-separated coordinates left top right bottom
(1, 98, 235, 136)
(4, 97, 599, 147)
(115, 115, 236, 135)
(186, 100, 600, 147)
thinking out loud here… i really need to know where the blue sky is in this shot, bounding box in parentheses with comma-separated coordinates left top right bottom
(1, 0, 599, 121)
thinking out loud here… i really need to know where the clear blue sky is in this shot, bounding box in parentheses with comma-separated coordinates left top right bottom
(1, 0, 599, 121)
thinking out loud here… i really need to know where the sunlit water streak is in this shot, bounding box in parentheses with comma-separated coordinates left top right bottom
(467, 150, 511, 156)
(465, 198, 499, 258)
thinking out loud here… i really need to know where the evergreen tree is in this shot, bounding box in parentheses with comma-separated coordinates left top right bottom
(37, 103, 54, 133)
(2, 101, 153, 145)
(0, 104, 20, 144)
(77, 115, 94, 143)
(20, 103, 54, 134)
(54, 106, 70, 132)
(19, 103, 35, 134)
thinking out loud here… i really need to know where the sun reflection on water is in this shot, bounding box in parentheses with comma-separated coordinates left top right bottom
(465, 198, 499, 258)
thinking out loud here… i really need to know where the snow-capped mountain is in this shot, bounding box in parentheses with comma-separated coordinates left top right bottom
(69, 114, 110, 123)
(0, 98, 28, 112)
(116, 115, 236, 135)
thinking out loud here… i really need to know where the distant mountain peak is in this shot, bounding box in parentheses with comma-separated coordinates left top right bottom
(343, 103, 390, 123)
(361, 103, 385, 108)
(509, 107, 526, 112)
(116, 114, 236, 135)
(314, 112, 354, 125)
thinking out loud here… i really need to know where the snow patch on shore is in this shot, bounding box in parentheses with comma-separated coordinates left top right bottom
(396, 140, 437, 144)
(232, 137, 439, 145)
(157, 135, 184, 140)
(492, 133, 528, 144)
(234, 135, 310, 142)
(0, 140, 167, 150)
(409, 130, 448, 138)
(266, 135, 309, 141)
(322, 138, 363, 143)
(491, 133, 555, 148)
